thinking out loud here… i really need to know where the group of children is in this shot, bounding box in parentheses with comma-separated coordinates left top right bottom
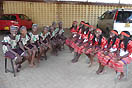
(2, 20, 132, 80)
(66, 21, 132, 80)
(2, 22, 66, 72)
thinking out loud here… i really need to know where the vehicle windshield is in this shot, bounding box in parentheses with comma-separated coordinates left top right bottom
(0, 15, 16, 20)
(116, 11, 132, 23)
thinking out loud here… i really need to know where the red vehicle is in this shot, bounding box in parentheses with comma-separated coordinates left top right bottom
(0, 14, 33, 31)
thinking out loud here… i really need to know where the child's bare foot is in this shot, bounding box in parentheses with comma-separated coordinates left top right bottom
(96, 69, 103, 74)
(17, 64, 22, 72)
(14, 64, 20, 72)
(29, 64, 35, 67)
(29, 62, 35, 67)
(96, 67, 104, 75)
(88, 63, 93, 67)
(55, 53, 58, 56)
(71, 59, 78, 63)
(119, 73, 124, 80)
(45, 56, 47, 60)
(37, 59, 40, 63)
(40, 57, 44, 60)
(33, 62, 35, 65)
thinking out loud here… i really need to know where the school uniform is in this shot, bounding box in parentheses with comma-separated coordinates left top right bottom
(70, 27, 83, 49)
(97, 38, 120, 67)
(50, 30, 58, 49)
(84, 35, 107, 56)
(19, 34, 32, 49)
(65, 26, 79, 47)
(112, 40, 132, 72)
(39, 32, 50, 49)
(2, 35, 24, 60)
(73, 30, 88, 54)
(76, 31, 91, 54)
(58, 28, 66, 40)
(29, 32, 39, 48)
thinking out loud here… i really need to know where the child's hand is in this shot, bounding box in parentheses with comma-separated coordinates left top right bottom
(16, 54, 22, 62)
(104, 51, 108, 55)
(115, 56, 121, 62)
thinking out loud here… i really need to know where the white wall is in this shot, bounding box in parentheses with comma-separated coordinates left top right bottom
(58, 0, 132, 4)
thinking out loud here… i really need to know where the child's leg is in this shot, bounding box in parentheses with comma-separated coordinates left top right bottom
(58, 40, 62, 51)
(96, 62, 104, 74)
(30, 48, 36, 67)
(16, 55, 28, 72)
(119, 72, 124, 80)
(37, 46, 43, 61)
(53, 42, 58, 56)
(27, 49, 32, 64)
(71, 52, 81, 63)
(87, 54, 94, 67)
(40, 46, 45, 60)
(22, 51, 30, 64)
(18, 52, 29, 69)
(44, 48, 47, 60)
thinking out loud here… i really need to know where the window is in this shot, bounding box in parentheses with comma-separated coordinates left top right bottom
(100, 13, 105, 19)
(0, 15, 16, 20)
(24, 15, 30, 20)
(116, 11, 132, 23)
(100, 11, 115, 20)
(19, 14, 30, 20)
(19, 14, 25, 20)
(10, 15, 17, 20)
(106, 12, 114, 19)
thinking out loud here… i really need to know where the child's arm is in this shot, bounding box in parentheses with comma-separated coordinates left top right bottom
(7, 45, 18, 56)
(19, 42, 26, 52)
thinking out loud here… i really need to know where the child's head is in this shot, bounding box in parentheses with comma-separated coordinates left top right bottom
(49, 26, 54, 32)
(58, 21, 62, 28)
(43, 26, 49, 34)
(89, 25, 94, 32)
(32, 24, 38, 32)
(20, 26, 27, 36)
(72, 21, 78, 27)
(120, 31, 130, 51)
(79, 21, 85, 27)
(10, 25, 18, 37)
(52, 22, 57, 29)
(84, 23, 89, 29)
(110, 30, 118, 38)
(120, 31, 130, 40)
(94, 28, 102, 38)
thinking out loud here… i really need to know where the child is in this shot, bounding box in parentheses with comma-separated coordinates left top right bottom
(52, 22, 57, 30)
(29, 24, 42, 65)
(83, 28, 107, 67)
(65, 21, 79, 52)
(71, 22, 88, 63)
(57, 22, 66, 50)
(70, 21, 85, 49)
(96, 30, 119, 74)
(19, 26, 36, 67)
(49, 26, 58, 56)
(72, 24, 94, 63)
(54, 22, 62, 51)
(2, 26, 24, 72)
(106, 31, 132, 80)
(39, 26, 51, 60)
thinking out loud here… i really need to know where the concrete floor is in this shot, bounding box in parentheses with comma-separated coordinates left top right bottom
(0, 30, 132, 88)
